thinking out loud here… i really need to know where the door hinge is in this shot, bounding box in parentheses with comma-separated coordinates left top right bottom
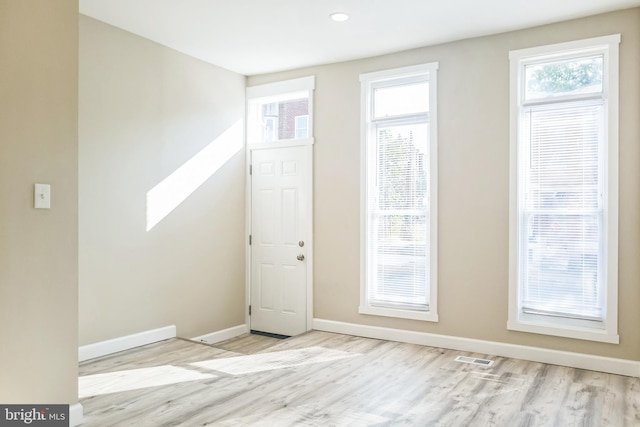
(249, 164, 252, 175)
(249, 235, 252, 245)
(249, 305, 252, 316)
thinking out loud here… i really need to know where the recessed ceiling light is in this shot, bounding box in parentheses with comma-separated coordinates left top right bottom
(330, 12, 349, 22)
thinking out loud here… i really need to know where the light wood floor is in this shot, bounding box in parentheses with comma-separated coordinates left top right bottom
(79, 331, 640, 426)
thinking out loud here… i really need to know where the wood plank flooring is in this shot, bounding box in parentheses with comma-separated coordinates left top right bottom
(79, 331, 640, 426)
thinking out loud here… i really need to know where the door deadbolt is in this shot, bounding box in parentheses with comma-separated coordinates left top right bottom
(297, 254, 305, 261)
(298, 240, 304, 247)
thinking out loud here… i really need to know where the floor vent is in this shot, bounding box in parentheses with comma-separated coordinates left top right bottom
(455, 355, 494, 367)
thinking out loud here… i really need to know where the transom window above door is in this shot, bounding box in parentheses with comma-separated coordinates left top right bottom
(247, 76, 315, 145)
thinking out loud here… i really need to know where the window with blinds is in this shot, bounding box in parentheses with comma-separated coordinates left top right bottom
(509, 35, 620, 343)
(520, 100, 603, 320)
(360, 63, 438, 322)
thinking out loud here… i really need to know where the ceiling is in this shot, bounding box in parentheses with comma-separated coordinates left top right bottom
(79, 0, 640, 76)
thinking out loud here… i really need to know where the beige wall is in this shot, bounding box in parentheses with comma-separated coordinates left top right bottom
(79, 16, 246, 344)
(0, 0, 79, 403)
(249, 9, 640, 361)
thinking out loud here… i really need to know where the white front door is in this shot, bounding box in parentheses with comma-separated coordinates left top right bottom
(250, 145, 311, 336)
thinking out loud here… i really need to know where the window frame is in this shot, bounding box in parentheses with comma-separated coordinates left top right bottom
(359, 63, 439, 322)
(508, 35, 620, 344)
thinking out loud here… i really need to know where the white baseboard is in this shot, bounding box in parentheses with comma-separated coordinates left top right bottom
(313, 318, 640, 378)
(191, 324, 248, 344)
(69, 403, 83, 427)
(79, 325, 177, 362)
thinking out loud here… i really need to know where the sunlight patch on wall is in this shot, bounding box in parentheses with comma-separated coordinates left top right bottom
(79, 365, 216, 398)
(146, 120, 243, 231)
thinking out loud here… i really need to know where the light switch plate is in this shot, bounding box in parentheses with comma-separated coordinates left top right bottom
(34, 184, 51, 209)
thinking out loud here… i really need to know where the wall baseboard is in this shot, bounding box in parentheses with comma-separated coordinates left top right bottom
(79, 325, 177, 362)
(313, 318, 640, 378)
(191, 324, 248, 344)
(69, 403, 83, 427)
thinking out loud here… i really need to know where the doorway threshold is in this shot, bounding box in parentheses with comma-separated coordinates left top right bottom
(250, 330, 291, 340)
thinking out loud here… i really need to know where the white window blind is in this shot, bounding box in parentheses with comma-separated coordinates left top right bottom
(509, 35, 620, 343)
(360, 63, 438, 321)
(519, 100, 604, 320)
(370, 120, 430, 309)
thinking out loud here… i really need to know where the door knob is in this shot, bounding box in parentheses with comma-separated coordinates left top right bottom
(297, 254, 305, 261)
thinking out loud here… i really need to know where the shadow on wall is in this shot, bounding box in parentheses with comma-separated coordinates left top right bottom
(146, 120, 244, 231)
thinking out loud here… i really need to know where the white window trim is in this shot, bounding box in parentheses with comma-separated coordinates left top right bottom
(359, 63, 439, 322)
(508, 35, 620, 344)
(246, 76, 315, 147)
(246, 75, 315, 99)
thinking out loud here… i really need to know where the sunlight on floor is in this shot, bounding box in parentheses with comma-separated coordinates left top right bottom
(191, 346, 360, 375)
(79, 365, 216, 398)
(79, 346, 360, 399)
(146, 120, 243, 231)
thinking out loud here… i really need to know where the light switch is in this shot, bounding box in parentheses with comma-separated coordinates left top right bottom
(34, 184, 51, 209)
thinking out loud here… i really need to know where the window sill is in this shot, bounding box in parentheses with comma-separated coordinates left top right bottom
(507, 315, 619, 344)
(359, 305, 438, 322)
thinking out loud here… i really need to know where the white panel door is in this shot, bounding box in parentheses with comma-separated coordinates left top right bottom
(251, 145, 310, 336)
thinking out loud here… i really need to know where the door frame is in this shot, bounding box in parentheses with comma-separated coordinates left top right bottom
(245, 139, 314, 334)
